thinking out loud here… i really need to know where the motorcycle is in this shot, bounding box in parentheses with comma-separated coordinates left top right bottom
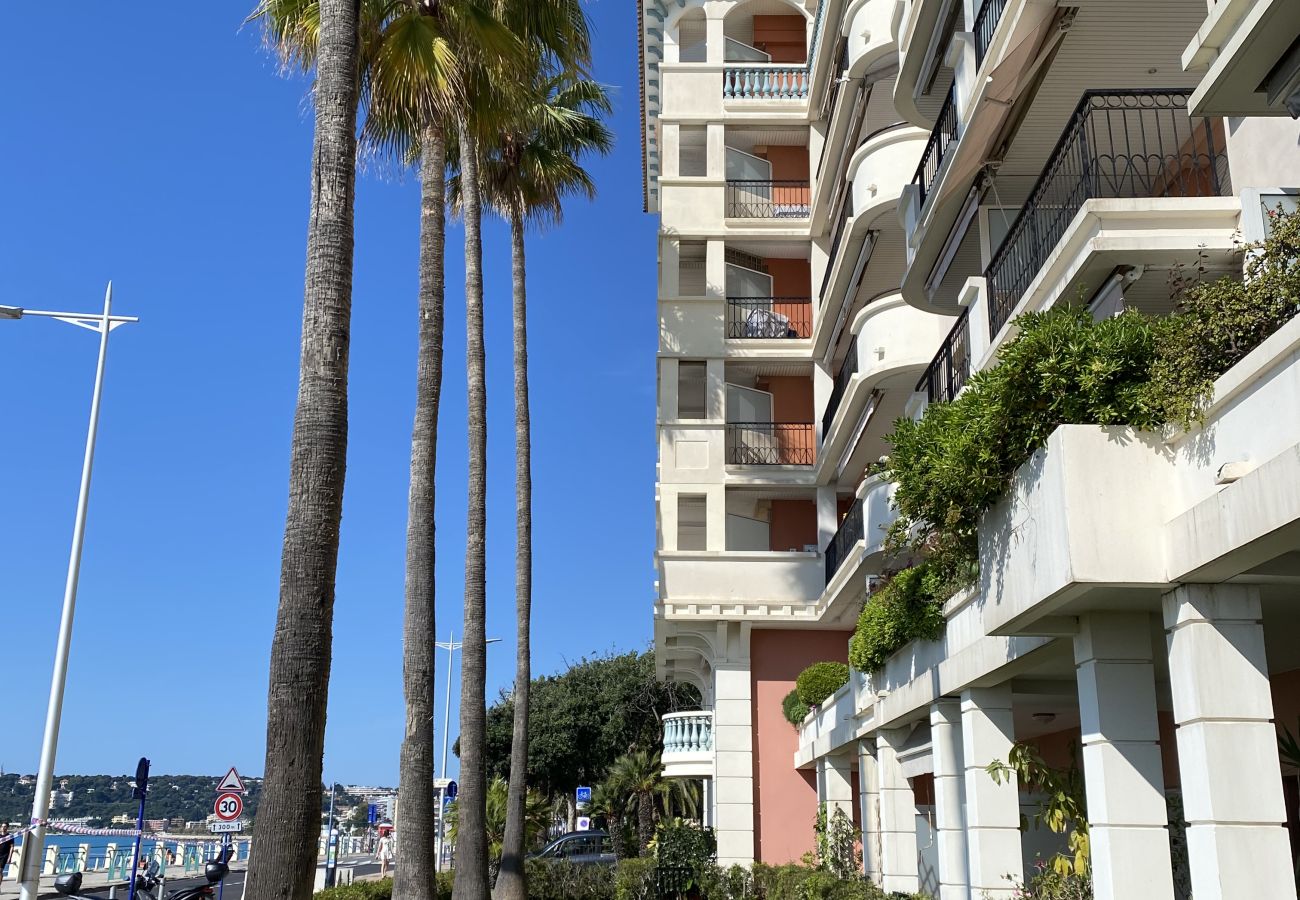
(54, 861, 229, 900)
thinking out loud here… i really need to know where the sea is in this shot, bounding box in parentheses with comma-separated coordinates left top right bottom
(7, 833, 249, 871)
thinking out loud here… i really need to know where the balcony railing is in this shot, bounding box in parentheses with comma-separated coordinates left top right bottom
(726, 422, 816, 465)
(727, 297, 812, 338)
(985, 89, 1230, 339)
(911, 85, 958, 208)
(723, 65, 810, 100)
(662, 711, 713, 756)
(821, 341, 859, 438)
(918, 308, 970, 404)
(825, 497, 864, 585)
(726, 180, 811, 218)
(973, 0, 1009, 68)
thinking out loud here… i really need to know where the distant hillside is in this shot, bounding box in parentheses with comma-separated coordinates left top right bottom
(0, 774, 267, 827)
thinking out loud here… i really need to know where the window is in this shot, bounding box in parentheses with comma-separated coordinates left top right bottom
(677, 495, 707, 551)
(679, 126, 707, 177)
(679, 242, 706, 296)
(678, 361, 707, 419)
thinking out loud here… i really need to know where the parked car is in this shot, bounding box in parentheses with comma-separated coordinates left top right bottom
(532, 830, 616, 865)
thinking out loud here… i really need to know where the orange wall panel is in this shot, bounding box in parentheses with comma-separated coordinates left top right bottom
(751, 629, 853, 864)
(753, 14, 808, 63)
(768, 499, 817, 551)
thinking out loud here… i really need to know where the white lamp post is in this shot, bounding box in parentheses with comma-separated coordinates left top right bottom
(433, 632, 501, 872)
(2, 284, 138, 900)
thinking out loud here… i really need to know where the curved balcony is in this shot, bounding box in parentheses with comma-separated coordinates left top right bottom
(844, 0, 899, 78)
(662, 711, 714, 779)
(818, 295, 956, 481)
(815, 125, 929, 360)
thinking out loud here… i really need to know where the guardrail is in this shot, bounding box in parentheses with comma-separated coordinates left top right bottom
(973, 0, 1009, 67)
(726, 180, 811, 218)
(985, 89, 1230, 339)
(723, 65, 810, 100)
(727, 297, 812, 338)
(725, 423, 816, 466)
(911, 85, 958, 208)
(825, 498, 864, 584)
(662, 711, 713, 755)
(917, 308, 970, 404)
(822, 342, 859, 437)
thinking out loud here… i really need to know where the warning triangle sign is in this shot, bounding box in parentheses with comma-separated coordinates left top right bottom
(216, 767, 246, 794)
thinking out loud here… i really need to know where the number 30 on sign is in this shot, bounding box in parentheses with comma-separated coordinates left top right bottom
(215, 792, 244, 821)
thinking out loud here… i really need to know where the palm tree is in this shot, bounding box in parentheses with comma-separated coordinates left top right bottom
(610, 750, 669, 853)
(446, 777, 553, 879)
(469, 73, 612, 900)
(242, 2, 359, 899)
(249, 5, 495, 900)
(588, 779, 630, 860)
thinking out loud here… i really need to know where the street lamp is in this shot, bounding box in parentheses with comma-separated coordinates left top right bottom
(433, 632, 501, 872)
(4, 284, 139, 900)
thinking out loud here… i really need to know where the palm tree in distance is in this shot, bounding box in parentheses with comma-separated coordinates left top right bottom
(459, 72, 612, 900)
(242, 2, 360, 899)
(610, 750, 670, 853)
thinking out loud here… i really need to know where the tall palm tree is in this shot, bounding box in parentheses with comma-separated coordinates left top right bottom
(249, 6, 497, 900)
(243, 2, 359, 899)
(472, 74, 612, 900)
(449, 4, 590, 897)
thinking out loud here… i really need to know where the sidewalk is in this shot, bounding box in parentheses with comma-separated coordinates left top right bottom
(0, 862, 249, 900)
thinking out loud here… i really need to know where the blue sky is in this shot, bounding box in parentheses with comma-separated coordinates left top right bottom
(0, 2, 655, 785)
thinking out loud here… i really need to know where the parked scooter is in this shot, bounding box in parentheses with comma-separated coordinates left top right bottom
(54, 861, 229, 900)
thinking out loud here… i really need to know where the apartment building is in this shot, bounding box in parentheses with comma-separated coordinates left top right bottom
(640, 0, 1300, 896)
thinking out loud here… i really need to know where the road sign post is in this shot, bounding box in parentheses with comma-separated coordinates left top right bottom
(213, 765, 246, 900)
(127, 758, 150, 900)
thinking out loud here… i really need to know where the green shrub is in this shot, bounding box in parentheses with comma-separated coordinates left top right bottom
(524, 858, 615, 900)
(613, 857, 657, 900)
(795, 662, 849, 708)
(848, 561, 952, 673)
(782, 688, 811, 727)
(315, 876, 453, 900)
(652, 817, 716, 897)
(748, 863, 904, 900)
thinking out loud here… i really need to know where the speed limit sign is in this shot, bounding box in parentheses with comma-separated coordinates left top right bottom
(215, 792, 244, 821)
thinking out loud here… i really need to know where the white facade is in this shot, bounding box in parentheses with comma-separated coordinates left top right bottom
(641, 0, 1300, 893)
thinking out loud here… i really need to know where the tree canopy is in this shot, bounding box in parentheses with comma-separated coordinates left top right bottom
(477, 650, 698, 799)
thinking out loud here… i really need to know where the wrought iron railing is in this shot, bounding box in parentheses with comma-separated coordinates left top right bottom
(984, 89, 1230, 339)
(727, 297, 812, 338)
(973, 0, 1009, 68)
(918, 308, 970, 404)
(723, 65, 810, 100)
(662, 711, 713, 755)
(725, 423, 816, 465)
(820, 203, 851, 304)
(821, 341, 859, 438)
(726, 180, 811, 218)
(911, 85, 958, 208)
(825, 497, 864, 584)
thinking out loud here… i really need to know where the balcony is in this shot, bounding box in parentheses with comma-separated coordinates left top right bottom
(725, 422, 815, 466)
(917, 307, 970, 404)
(821, 342, 858, 438)
(727, 297, 812, 339)
(972, 0, 1009, 68)
(723, 65, 809, 101)
(985, 89, 1230, 339)
(824, 497, 863, 585)
(662, 711, 713, 779)
(725, 180, 810, 218)
(911, 85, 958, 209)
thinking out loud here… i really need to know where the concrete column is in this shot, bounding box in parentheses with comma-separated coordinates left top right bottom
(930, 700, 969, 900)
(704, 15, 725, 64)
(661, 122, 681, 178)
(961, 686, 1021, 899)
(859, 740, 882, 882)
(1074, 612, 1174, 900)
(713, 662, 755, 866)
(705, 358, 726, 421)
(819, 751, 855, 821)
(702, 777, 715, 828)
(706, 123, 726, 184)
(1163, 584, 1297, 900)
(876, 728, 919, 893)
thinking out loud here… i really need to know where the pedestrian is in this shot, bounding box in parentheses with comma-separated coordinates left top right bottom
(0, 824, 15, 885)
(375, 832, 393, 879)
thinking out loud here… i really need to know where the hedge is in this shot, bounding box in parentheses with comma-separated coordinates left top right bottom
(795, 662, 849, 708)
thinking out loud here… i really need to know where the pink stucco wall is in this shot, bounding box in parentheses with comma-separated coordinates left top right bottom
(751, 628, 853, 864)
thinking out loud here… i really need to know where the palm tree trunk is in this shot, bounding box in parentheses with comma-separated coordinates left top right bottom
(453, 116, 490, 900)
(493, 208, 532, 900)
(638, 796, 654, 854)
(244, 3, 358, 900)
(393, 122, 446, 900)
